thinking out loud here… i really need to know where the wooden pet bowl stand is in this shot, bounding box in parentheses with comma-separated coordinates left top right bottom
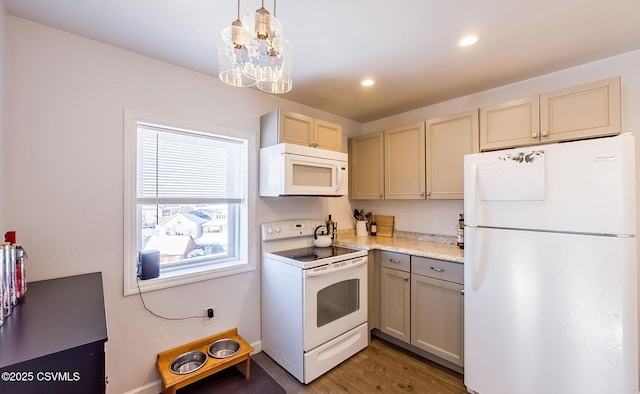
(156, 327, 254, 394)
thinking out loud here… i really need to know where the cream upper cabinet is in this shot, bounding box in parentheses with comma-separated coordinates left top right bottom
(480, 96, 540, 151)
(480, 77, 621, 151)
(313, 118, 343, 151)
(349, 131, 384, 200)
(384, 123, 426, 199)
(540, 76, 621, 143)
(260, 109, 343, 151)
(426, 110, 479, 200)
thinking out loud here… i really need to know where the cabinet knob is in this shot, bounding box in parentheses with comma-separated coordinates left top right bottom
(404, 277, 409, 281)
(419, 192, 425, 197)
(430, 266, 445, 272)
(426, 192, 431, 197)
(460, 289, 465, 296)
(390, 259, 401, 263)
(379, 194, 384, 199)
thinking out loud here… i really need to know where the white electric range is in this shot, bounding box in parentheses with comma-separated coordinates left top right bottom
(261, 219, 369, 383)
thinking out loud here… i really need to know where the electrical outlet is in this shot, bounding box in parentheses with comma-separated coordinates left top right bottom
(203, 307, 215, 325)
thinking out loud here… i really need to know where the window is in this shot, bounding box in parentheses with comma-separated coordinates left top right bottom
(124, 110, 256, 295)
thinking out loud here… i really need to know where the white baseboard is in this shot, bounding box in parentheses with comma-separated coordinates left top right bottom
(121, 380, 161, 394)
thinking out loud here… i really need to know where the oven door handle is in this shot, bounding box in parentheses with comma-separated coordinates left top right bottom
(305, 257, 367, 277)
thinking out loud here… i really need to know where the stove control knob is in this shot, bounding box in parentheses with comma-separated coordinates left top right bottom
(266, 226, 273, 234)
(274, 226, 281, 233)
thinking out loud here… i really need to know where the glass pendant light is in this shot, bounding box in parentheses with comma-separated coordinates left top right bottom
(219, 0, 292, 94)
(256, 37, 292, 94)
(242, 0, 292, 94)
(219, 0, 256, 87)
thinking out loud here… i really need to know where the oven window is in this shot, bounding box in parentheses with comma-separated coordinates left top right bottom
(317, 279, 360, 327)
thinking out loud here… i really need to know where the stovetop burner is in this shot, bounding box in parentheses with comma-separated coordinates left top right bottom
(271, 246, 361, 262)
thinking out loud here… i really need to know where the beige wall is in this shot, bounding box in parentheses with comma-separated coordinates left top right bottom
(356, 50, 640, 236)
(3, 16, 359, 394)
(0, 1, 5, 231)
(5, 10, 640, 393)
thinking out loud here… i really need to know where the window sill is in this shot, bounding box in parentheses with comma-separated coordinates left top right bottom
(124, 259, 255, 296)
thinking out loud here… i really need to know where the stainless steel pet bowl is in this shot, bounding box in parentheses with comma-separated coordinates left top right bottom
(169, 350, 207, 375)
(207, 338, 241, 359)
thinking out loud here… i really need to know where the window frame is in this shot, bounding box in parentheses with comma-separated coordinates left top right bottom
(123, 110, 257, 296)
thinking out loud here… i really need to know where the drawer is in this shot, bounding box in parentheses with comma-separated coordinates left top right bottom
(380, 251, 410, 272)
(411, 256, 463, 284)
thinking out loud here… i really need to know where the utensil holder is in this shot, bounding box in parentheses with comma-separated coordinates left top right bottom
(356, 221, 368, 237)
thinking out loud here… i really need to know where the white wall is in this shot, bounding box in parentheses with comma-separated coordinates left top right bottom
(3, 16, 360, 394)
(0, 1, 5, 231)
(5, 11, 640, 394)
(357, 49, 640, 237)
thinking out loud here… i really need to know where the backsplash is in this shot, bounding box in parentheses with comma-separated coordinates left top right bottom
(337, 229, 456, 245)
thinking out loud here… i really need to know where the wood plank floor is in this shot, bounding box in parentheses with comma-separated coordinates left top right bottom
(252, 336, 467, 393)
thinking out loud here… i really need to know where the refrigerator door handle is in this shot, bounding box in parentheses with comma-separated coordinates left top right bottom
(466, 162, 478, 225)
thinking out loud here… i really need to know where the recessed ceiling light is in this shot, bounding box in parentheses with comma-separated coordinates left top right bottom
(458, 35, 479, 47)
(361, 79, 375, 87)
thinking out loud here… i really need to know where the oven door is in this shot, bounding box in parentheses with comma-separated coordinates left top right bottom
(303, 256, 368, 351)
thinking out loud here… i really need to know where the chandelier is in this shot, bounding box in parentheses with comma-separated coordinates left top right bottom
(219, 0, 292, 94)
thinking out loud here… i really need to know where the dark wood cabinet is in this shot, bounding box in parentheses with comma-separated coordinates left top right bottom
(0, 272, 108, 394)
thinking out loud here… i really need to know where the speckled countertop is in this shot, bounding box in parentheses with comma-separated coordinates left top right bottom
(332, 231, 464, 264)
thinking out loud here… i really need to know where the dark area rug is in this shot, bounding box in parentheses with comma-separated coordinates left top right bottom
(177, 358, 285, 394)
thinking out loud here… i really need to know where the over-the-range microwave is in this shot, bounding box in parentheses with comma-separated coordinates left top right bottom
(259, 143, 348, 197)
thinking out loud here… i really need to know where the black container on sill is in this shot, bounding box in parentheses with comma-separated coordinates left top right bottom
(138, 250, 160, 280)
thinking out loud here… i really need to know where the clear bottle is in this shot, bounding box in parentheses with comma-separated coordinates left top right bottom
(2, 243, 12, 317)
(0, 249, 4, 327)
(370, 215, 377, 236)
(15, 245, 27, 301)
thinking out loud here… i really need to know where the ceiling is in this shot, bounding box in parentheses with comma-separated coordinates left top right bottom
(4, 0, 640, 123)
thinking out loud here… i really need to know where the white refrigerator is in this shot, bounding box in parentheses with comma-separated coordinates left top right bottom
(463, 134, 638, 394)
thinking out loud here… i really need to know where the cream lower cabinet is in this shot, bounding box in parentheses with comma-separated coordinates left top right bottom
(480, 76, 621, 151)
(378, 252, 465, 369)
(379, 251, 411, 342)
(349, 132, 384, 200)
(426, 110, 479, 199)
(411, 257, 464, 367)
(384, 123, 426, 199)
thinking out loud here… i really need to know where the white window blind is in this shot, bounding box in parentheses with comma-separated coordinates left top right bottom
(136, 124, 247, 204)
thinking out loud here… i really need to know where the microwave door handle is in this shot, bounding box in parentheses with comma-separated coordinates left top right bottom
(335, 164, 341, 192)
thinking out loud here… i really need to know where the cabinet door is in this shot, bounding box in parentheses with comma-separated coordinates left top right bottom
(380, 267, 411, 342)
(540, 76, 621, 143)
(280, 112, 314, 146)
(349, 132, 384, 200)
(384, 123, 426, 199)
(480, 96, 540, 151)
(314, 119, 342, 151)
(426, 110, 479, 199)
(411, 274, 464, 366)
